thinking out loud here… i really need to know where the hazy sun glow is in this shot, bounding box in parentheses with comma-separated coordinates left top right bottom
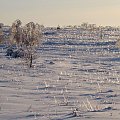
(1, 0, 120, 26)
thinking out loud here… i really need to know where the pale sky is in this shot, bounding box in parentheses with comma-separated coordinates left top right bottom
(1, 0, 120, 26)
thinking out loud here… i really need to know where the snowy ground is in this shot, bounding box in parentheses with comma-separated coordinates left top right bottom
(0, 36, 120, 120)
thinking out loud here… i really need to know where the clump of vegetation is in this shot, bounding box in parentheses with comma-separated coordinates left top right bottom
(8, 19, 43, 67)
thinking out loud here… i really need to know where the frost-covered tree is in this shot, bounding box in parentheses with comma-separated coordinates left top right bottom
(10, 19, 22, 47)
(116, 39, 120, 48)
(10, 19, 43, 67)
(0, 24, 4, 44)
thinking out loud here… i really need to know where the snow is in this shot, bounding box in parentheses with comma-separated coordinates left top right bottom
(0, 29, 120, 120)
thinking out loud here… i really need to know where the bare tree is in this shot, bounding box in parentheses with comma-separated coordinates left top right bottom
(10, 20, 43, 67)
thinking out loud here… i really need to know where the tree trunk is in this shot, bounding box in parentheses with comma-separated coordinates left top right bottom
(29, 54, 32, 68)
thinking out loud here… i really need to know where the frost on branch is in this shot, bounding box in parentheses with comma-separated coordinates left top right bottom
(9, 19, 43, 67)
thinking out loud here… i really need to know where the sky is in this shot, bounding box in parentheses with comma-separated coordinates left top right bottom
(1, 0, 120, 27)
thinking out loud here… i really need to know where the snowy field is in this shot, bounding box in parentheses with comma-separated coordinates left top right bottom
(0, 32, 120, 120)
